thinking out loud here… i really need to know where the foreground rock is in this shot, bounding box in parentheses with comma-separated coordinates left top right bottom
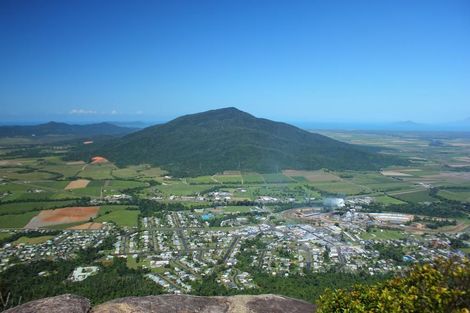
(4, 294, 90, 313)
(5, 294, 315, 313)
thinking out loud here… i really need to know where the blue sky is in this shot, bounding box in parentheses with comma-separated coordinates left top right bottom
(0, 0, 469, 123)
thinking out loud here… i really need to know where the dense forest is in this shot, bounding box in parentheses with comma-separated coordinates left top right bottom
(67, 107, 407, 176)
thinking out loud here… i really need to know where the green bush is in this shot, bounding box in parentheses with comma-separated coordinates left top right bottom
(317, 257, 470, 313)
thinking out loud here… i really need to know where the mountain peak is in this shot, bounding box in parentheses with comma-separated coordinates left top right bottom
(71, 108, 406, 176)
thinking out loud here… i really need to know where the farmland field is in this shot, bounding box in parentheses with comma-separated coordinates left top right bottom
(0, 211, 39, 228)
(391, 190, 436, 203)
(95, 208, 139, 227)
(13, 235, 53, 245)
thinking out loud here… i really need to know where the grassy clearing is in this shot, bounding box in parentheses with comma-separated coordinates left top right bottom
(310, 182, 368, 195)
(95, 209, 139, 227)
(78, 163, 116, 180)
(374, 195, 406, 205)
(0, 232, 13, 240)
(0, 169, 58, 181)
(40, 164, 83, 178)
(218, 206, 252, 213)
(0, 200, 77, 215)
(0, 211, 38, 228)
(437, 190, 470, 203)
(44, 221, 85, 230)
(261, 173, 293, 183)
(360, 228, 408, 240)
(188, 176, 216, 184)
(283, 169, 341, 182)
(157, 182, 213, 196)
(214, 174, 243, 184)
(241, 173, 265, 184)
(13, 235, 53, 245)
(392, 190, 436, 203)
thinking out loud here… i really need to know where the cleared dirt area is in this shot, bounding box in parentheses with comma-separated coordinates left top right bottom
(283, 169, 340, 182)
(24, 206, 100, 229)
(64, 179, 90, 190)
(91, 156, 109, 164)
(67, 222, 103, 230)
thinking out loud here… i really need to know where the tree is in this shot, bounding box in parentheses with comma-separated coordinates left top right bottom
(316, 257, 470, 313)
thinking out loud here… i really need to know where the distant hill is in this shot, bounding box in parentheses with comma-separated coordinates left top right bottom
(69, 107, 407, 176)
(0, 122, 134, 138)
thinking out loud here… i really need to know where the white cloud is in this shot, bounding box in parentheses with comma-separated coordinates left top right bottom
(111, 110, 118, 115)
(69, 109, 97, 115)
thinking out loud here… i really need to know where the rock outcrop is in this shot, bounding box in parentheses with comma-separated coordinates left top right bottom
(4, 294, 315, 313)
(4, 294, 91, 313)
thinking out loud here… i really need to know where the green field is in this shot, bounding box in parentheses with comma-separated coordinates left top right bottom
(241, 172, 265, 184)
(0, 200, 76, 215)
(437, 190, 470, 203)
(373, 195, 406, 205)
(0, 211, 38, 228)
(95, 208, 139, 227)
(360, 228, 408, 240)
(13, 235, 53, 245)
(261, 173, 293, 183)
(310, 181, 368, 195)
(392, 190, 436, 203)
(157, 182, 214, 196)
(77, 163, 116, 180)
(218, 206, 253, 213)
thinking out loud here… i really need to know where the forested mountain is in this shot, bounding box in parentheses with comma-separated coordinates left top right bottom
(69, 107, 407, 176)
(0, 122, 134, 138)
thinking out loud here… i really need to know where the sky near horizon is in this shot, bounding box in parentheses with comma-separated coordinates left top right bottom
(0, 0, 469, 124)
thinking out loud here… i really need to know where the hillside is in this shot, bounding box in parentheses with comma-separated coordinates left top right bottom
(69, 108, 407, 176)
(0, 122, 134, 138)
(5, 294, 315, 313)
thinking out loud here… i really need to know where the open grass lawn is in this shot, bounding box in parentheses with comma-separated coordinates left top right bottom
(112, 167, 141, 179)
(95, 208, 139, 227)
(392, 190, 436, 203)
(44, 221, 85, 230)
(241, 172, 265, 184)
(31, 180, 70, 190)
(106, 180, 147, 190)
(0, 232, 13, 240)
(157, 182, 214, 196)
(13, 235, 53, 245)
(0, 211, 38, 228)
(283, 169, 341, 182)
(78, 163, 116, 180)
(214, 174, 243, 184)
(138, 166, 167, 179)
(261, 173, 293, 183)
(0, 200, 76, 215)
(360, 228, 408, 240)
(187, 176, 216, 184)
(437, 190, 470, 203)
(39, 164, 83, 178)
(0, 168, 59, 181)
(310, 181, 368, 195)
(219, 206, 252, 213)
(373, 195, 406, 205)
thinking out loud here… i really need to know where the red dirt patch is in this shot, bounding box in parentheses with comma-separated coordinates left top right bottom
(91, 156, 109, 164)
(25, 206, 100, 229)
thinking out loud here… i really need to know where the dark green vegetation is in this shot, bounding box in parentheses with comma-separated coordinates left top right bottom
(68, 108, 406, 176)
(0, 237, 162, 310)
(317, 257, 470, 313)
(0, 122, 133, 138)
